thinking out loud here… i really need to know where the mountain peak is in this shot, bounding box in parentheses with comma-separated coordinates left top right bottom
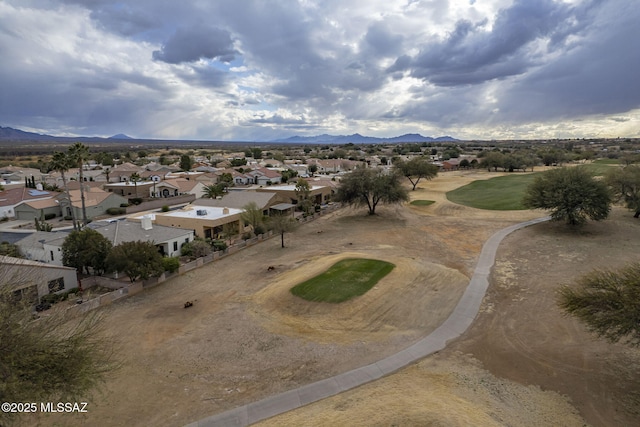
(109, 133, 133, 140)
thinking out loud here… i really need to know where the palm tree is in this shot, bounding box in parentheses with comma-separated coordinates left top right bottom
(49, 151, 78, 230)
(130, 172, 142, 197)
(68, 143, 90, 225)
(202, 183, 226, 199)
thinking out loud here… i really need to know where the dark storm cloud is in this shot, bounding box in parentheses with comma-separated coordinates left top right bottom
(399, 0, 581, 86)
(152, 25, 237, 64)
(90, 5, 157, 37)
(362, 22, 404, 57)
(0, 65, 169, 135)
(496, 0, 640, 121)
(211, 1, 390, 104)
(177, 66, 228, 88)
(3, 0, 639, 140)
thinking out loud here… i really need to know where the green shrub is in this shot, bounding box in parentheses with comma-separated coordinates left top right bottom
(161, 205, 170, 212)
(254, 224, 266, 235)
(64, 215, 72, 220)
(162, 257, 180, 273)
(181, 239, 212, 258)
(129, 198, 143, 205)
(41, 288, 80, 304)
(212, 240, 227, 251)
(44, 213, 56, 220)
(40, 293, 62, 304)
(106, 207, 126, 215)
(180, 242, 193, 257)
(120, 203, 130, 208)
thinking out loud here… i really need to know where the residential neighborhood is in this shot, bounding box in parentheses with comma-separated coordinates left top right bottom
(1, 138, 636, 303)
(1, 136, 640, 427)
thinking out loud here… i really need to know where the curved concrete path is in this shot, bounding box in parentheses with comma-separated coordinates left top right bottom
(187, 216, 550, 427)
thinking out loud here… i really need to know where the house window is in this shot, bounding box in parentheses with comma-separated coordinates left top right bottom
(50, 251, 54, 261)
(12, 286, 38, 304)
(48, 277, 65, 293)
(173, 242, 178, 251)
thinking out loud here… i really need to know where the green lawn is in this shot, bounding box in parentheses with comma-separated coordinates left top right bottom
(446, 173, 538, 210)
(290, 258, 395, 303)
(410, 200, 435, 206)
(593, 158, 620, 165)
(581, 161, 618, 176)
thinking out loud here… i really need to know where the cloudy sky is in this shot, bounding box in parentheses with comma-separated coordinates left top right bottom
(1, 0, 639, 141)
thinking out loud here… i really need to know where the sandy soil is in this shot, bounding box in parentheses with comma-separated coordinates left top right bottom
(25, 170, 640, 427)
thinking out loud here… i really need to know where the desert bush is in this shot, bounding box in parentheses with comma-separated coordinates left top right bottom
(106, 207, 126, 215)
(161, 257, 180, 273)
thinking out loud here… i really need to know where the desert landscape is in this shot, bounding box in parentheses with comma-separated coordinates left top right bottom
(26, 170, 640, 427)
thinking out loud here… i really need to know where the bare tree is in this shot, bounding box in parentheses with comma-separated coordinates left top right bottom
(268, 212, 297, 248)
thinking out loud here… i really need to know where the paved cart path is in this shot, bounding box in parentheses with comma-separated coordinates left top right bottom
(187, 216, 550, 427)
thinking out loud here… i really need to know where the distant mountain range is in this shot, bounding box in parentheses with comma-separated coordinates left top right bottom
(271, 133, 458, 144)
(0, 126, 458, 144)
(0, 126, 52, 140)
(0, 126, 134, 141)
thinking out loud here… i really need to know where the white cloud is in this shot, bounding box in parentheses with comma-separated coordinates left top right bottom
(1, 0, 638, 141)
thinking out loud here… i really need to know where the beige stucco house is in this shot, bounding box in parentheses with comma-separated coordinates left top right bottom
(152, 205, 244, 239)
(0, 255, 77, 303)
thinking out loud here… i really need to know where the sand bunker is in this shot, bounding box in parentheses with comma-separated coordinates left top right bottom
(250, 251, 469, 343)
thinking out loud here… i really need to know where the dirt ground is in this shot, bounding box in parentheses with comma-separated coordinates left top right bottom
(27, 170, 640, 427)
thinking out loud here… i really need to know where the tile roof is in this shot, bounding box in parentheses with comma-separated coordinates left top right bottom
(0, 187, 55, 207)
(15, 231, 68, 249)
(0, 255, 75, 271)
(195, 191, 278, 209)
(87, 220, 193, 246)
(23, 199, 59, 209)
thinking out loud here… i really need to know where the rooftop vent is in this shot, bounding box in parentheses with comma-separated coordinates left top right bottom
(196, 209, 207, 216)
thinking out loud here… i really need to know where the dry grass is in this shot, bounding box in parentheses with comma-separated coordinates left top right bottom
(23, 169, 640, 427)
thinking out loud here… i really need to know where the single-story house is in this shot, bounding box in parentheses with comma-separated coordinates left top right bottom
(152, 180, 181, 198)
(0, 166, 46, 184)
(60, 188, 128, 221)
(14, 198, 61, 221)
(140, 170, 167, 182)
(442, 159, 461, 171)
(256, 184, 332, 206)
(103, 181, 155, 198)
(306, 159, 362, 174)
(0, 187, 57, 219)
(196, 191, 280, 217)
(247, 168, 282, 185)
(14, 231, 68, 265)
(103, 162, 144, 183)
(160, 178, 206, 199)
(0, 255, 77, 303)
(88, 219, 194, 258)
(152, 205, 244, 240)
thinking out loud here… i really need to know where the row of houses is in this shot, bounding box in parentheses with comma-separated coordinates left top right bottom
(1, 156, 344, 303)
(3, 179, 335, 303)
(13, 181, 335, 266)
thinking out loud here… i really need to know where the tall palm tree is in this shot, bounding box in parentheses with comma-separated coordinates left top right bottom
(129, 172, 142, 197)
(68, 143, 89, 225)
(49, 151, 78, 230)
